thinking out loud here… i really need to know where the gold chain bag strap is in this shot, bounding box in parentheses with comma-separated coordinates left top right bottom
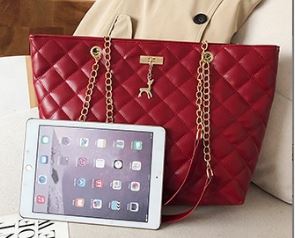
(79, 36, 114, 123)
(79, 37, 214, 221)
(196, 42, 214, 178)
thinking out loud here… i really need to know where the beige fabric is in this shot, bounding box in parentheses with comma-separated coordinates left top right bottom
(232, 0, 293, 203)
(0, 109, 292, 237)
(74, 0, 263, 43)
(253, 94, 292, 203)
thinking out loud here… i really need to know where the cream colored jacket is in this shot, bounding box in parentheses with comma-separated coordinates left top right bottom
(74, 0, 263, 43)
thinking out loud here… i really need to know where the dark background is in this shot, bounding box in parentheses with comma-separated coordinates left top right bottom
(0, 0, 94, 56)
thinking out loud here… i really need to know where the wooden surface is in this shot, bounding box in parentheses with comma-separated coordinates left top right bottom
(0, 0, 94, 56)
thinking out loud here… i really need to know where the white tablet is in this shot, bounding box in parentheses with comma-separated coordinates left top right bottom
(20, 119, 165, 229)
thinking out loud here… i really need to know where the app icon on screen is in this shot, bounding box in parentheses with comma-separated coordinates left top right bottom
(131, 141, 143, 151)
(95, 159, 105, 168)
(80, 138, 89, 147)
(131, 161, 142, 171)
(41, 136, 49, 144)
(60, 137, 71, 145)
(39, 155, 48, 164)
(111, 180, 122, 190)
(36, 195, 46, 204)
(110, 201, 120, 211)
(91, 199, 102, 209)
(73, 198, 85, 208)
(93, 179, 103, 188)
(113, 160, 123, 169)
(130, 182, 140, 192)
(38, 175, 47, 185)
(128, 202, 139, 212)
(96, 139, 107, 148)
(114, 140, 125, 149)
(77, 157, 89, 167)
(75, 178, 87, 188)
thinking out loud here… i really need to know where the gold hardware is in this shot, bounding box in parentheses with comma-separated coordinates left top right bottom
(138, 56, 163, 99)
(103, 36, 114, 123)
(79, 46, 102, 122)
(196, 41, 214, 179)
(90, 46, 102, 59)
(202, 51, 214, 63)
(140, 56, 164, 65)
(79, 37, 114, 123)
(138, 62, 154, 99)
(206, 161, 214, 178)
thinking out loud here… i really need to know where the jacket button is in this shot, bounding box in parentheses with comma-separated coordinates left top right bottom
(193, 14, 208, 24)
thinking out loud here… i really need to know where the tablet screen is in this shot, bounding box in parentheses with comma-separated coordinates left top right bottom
(33, 125, 153, 222)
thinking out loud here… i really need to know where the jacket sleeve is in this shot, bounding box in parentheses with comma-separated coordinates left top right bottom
(235, 0, 264, 31)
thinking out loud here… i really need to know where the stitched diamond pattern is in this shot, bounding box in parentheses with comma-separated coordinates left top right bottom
(30, 35, 279, 205)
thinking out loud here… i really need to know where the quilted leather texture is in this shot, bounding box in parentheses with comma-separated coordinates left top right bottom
(30, 35, 279, 205)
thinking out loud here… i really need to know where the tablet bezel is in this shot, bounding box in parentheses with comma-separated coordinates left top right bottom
(20, 119, 165, 229)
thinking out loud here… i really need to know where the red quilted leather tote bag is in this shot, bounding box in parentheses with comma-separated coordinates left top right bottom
(29, 35, 279, 217)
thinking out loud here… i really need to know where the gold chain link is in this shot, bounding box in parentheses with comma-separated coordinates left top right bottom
(196, 41, 214, 179)
(79, 37, 114, 123)
(147, 61, 153, 81)
(104, 36, 114, 123)
(79, 46, 102, 122)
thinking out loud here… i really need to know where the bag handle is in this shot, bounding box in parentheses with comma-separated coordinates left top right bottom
(79, 38, 214, 223)
(162, 131, 213, 223)
(162, 173, 212, 223)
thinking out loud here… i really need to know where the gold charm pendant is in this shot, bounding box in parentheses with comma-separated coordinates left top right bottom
(138, 63, 154, 99)
(138, 56, 163, 99)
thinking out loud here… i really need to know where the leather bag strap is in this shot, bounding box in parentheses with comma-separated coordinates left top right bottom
(162, 175, 212, 223)
(161, 131, 213, 223)
(163, 132, 202, 206)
